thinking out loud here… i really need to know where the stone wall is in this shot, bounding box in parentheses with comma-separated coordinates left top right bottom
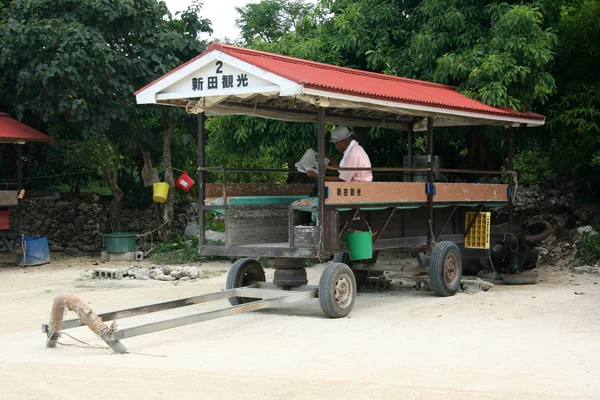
(0, 193, 198, 253)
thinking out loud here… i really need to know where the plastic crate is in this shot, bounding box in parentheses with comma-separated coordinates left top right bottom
(464, 211, 490, 249)
(0, 210, 9, 230)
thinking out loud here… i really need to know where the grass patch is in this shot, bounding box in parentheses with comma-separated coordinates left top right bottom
(150, 232, 233, 264)
(577, 233, 600, 264)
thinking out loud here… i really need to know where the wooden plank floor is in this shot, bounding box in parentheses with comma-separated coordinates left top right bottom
(238, 242, 289, 248)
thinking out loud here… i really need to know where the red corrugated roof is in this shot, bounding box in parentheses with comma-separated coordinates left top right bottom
(136, 43, 544, 122)
(0, 113, 53, 143)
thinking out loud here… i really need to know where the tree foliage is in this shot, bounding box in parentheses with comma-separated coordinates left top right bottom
(235, 0, 314, 44)
(544, 0, 600, 197)
(0, 0, 212, 230)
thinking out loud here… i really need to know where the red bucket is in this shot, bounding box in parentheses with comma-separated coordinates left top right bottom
(174, 171, 195, 192)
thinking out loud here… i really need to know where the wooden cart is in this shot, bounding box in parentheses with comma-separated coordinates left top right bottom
(44, 44, 545, 353)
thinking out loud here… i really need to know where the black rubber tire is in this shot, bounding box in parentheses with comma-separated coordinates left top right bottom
(429, 241, 463, 297)
(318, 262, 356, 318)
(333, 252, 349, 263)
(226, 258, 266, 306)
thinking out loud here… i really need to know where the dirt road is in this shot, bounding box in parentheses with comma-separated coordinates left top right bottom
(0, 253, 598, 399)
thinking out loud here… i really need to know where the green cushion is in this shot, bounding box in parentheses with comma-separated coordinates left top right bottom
(209, 195, 309, 214)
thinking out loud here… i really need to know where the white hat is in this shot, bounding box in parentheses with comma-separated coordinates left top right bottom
(330, 126, 352, 143)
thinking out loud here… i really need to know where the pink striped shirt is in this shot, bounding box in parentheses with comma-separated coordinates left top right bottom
(339, 141, 373, 182)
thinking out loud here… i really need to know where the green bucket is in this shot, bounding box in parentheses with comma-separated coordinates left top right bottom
(104, 232, 137, 253)
(345, 219, 373, 261)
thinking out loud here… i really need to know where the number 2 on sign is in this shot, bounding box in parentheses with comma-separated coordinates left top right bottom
(216, 61, 223, 74)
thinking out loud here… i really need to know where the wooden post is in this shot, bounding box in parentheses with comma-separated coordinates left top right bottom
(426, 117, 434, 249)
(17, 144, 23, 232)
(317, 108, 326, 258)
(197, 113, 206, 247)
(507, 126, 519, 272)
(507, 127, 514, 234)
(406, 122, 414, 182)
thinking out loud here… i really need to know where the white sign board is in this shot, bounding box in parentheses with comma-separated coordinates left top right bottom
(160, 59, 276, 98)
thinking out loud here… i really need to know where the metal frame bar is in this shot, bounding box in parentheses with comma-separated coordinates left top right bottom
(199, 244, 320, 258)
(435, 205, 458, 242)
(324, 201, 506, 210)
(42, 283, 318, 354)
(405, 122, 414, 182)
(338, 208, 360, 238)
(426, 117, 434, 250)
(507, 127, 514, 234)
(221, 100, 411, 129)
(506, 126, 519, 272)
(373, 207, 396, 244)
(201, 165, 510, 176)
(17, 144, 22, 232)
(198, 113, 206, 246)
(317, 108, 326, 259)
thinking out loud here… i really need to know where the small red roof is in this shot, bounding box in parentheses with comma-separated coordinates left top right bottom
(135, 43, 544, 123)
(0, 113, 53, 144)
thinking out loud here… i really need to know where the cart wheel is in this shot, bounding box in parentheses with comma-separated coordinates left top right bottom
(319, 262, 356, 318)
(429, 241, 462, 297)
(226, 258, 266, 306)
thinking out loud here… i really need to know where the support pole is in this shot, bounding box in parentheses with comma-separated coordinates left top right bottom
(197, 113, 206, 247)
(17, 144, 23, 232)
(317, 108, 326, 259)
(507, 127, 514, 234)
(507, 127, 519, 272)
(426, 117, 434, 250)
(405, 122, 414, 182)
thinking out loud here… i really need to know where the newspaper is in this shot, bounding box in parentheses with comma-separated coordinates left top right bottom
(295, 148, 330, 173)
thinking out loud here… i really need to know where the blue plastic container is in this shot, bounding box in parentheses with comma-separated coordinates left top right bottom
(16, 236, 50, 266)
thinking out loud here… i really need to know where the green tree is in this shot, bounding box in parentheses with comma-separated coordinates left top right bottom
(221, 0, 560, 175)
(0, 0, 211, 231)
(236, 0, 315, 44)
(545, 0, 600, 198)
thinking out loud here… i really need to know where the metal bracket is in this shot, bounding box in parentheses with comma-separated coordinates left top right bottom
(426, 182, 436, 195)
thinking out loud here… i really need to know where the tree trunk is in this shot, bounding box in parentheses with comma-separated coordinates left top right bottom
(159, 121, 176, 241)
(99, 135, 123, 232)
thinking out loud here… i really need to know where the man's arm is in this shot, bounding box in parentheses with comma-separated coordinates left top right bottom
(306, 170, 343, 181)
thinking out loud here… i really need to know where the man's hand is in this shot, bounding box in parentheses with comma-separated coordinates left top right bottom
(307, 170, 318, 180)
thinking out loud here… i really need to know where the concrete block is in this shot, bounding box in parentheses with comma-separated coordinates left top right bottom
(93, 268, 120, 279)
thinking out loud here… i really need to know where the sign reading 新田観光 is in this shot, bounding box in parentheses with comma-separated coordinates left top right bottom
(191, 61, 251, 92)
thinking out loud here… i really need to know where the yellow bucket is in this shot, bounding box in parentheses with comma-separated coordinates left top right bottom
(153, 182, 170, 203)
